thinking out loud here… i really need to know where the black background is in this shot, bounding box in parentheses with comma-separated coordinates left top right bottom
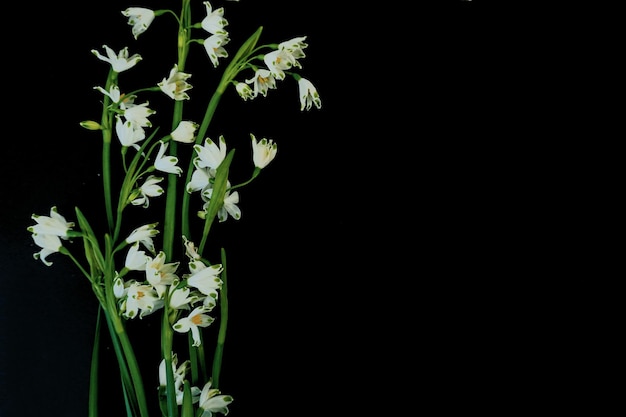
(0, 1, 490, 416)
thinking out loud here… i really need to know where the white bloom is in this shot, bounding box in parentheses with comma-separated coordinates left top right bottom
(122, 7, 156, 39)
(245, 69, 277, 97)
(203, 34, 230, 67)
(182, 236, 201, 260)
(158, 354, 201, 405)
(193, 136, 227, 170)
(250, 134, 277, 169)
(198, 380, 233, 417)
(201, 2, 228, 35)
(122, 280, 164, 319)
(93, 84, 121, 103)
(145, 251, 179, 298)
(263, 49, 295, 81)
(121, 101, 155, 128)
(203, 187, 240, 222)
(278, 36, 308, 60)
(155, 141, 182, 176)
(186, 261, 223, 299)
(131, 175, 164, 208)
(126, 223, 159, 253)
(31, 232, 63, 266)
(171, 121, 199, 143)
(297, 78, 322, 111)
(158, 64, 192, 101)
(234, 81, 254, 100)
(124, 242, 149, 271)
(91, 45, 142, 73)
(28, 206, 74, 238)
(173, 306, 215, 346)
(115, 115, 145, 149)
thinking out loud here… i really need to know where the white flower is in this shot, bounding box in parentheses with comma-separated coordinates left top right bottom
(203, 34, 230, 67)
(203, 187, 240, 222)
(198, 380, 233, 417)
(201, 2, 228, 35)
(186, 165, 212, 194)
(171, 121, 199, 143)
(91, 45, 142, 73)
(122, 280, 164, 319)
(124, 242, 149, 271)
(31, 232, 63, 266)
(169, 282, 201, 310)
(263, 49, 295, 81)
(186, 261, 223, 299)
(234, 81, 254, 100)
(131, 175, 164, 208)
(173, 306, 215, 347)
(122, 7, 156, 39)
(297, 77, 322, 111)
(158, 64, 192, 101)
(115, 115, 146, 149)
(278, 36, 308, 60)
(155, 141, 182, 176)
(145, 251, 179, 298)
(126, 223, 159, 253)
(121, 101, 155, 128)
(182, 236, 201, 260)
(193, 136, 227, 170)
(159, 354, 201, 405)
(93, 84, 121, 103)
(250, 134, 277, 169)
(28, 206, 74, 238)
(245, 69, 277, 97)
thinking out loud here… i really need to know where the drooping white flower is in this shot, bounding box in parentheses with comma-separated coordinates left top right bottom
(250, 134, 277, 169)
(186, 261, 223, 299)
(124, 242, 149, 271)
(155, 141, 183, 176)
(234, 81, 254, 100)
(171, 121, 199, 143)
(169, 279, 202, 310)
(121, 7, 156, 39)
(201, 2, 228, 35)
(186, 165, 212, 194)
(193, 136, 227, 170)
(126, 223, 159, 253)
(122, 280, 164, 319)
(278, 36, 308, 60)
(182, 236, 201, 260)
(198, 379, 233, 417)
(93, 84, 121, 103)
(297, 77, 322, 111)
(173, 306, 215, 346)
(158, 354, 201, 405)
(131, 175, 164, 208)
(28, 206, 74, 238)
(145, 251, 180, 298)
(203, 34, 230, 67)
(91, 45, 142, 73)
(121, 101, 155, 129)
(31, 232, 63, 266)
(203, 187, 240, 222)
(263, 49, 296, 81)
(158, 64, 192, 101)
(115, 115, 146, 149)
(245, 69, 277, 97)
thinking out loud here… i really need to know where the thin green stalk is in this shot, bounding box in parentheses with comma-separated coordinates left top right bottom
(101, 69, 117, 233)
(162, 305, 178, 417)
(212, 247, 230, 388)
(88, 307, 102, 417)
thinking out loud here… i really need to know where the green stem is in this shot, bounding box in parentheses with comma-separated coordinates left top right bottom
(212, 247, 230, 388)
(88, 307, 102, 417)
(101, 70, 117, 233)
(162, 305, 178, 417)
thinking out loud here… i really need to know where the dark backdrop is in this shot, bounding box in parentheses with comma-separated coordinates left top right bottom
(0, 1, 490, 416)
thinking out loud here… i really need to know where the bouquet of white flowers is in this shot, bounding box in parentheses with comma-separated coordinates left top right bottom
(27, 1, 320, 416)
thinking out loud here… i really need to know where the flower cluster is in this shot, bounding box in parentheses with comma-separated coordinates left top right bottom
(28, 1, 320, 416)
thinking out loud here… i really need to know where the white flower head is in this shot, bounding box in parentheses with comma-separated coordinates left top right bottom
(124, 242, 149, 271)
(182, 235, 201, 260)
(93, 84, 121, 103)
(203, 186, 240, 222)
(186, 261, 223, 299)
(121, 101, 155, 128)
(122, 7, 156, 39)
(131, 175, 164, 208)
(297, 77, 322, 111)
(193, 136, 227, 170)
(145, 251, 180, 298)
(198, 380, 233, 417)
(155, 141, 183, 176)
(91, 45, 142, 73)
(263, 49, 296, 81)
(115, 115, 146, 149)
(203, 34, 230, 67)
(250, 134, 277, 169)
(158, 64, 192, 101)
(279, 36, 308, 60)
(123, 280, 164, 319)
(234, 81, 255, 100)
(31, 233, 63, 266)
(125, 223, 159, 253)
(28, 206, 74, 238)
(173, 306, 215, 346)
(245, 68, 277, 97)
(171, 121, 199, 143)
(201, 2, 228, 35)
